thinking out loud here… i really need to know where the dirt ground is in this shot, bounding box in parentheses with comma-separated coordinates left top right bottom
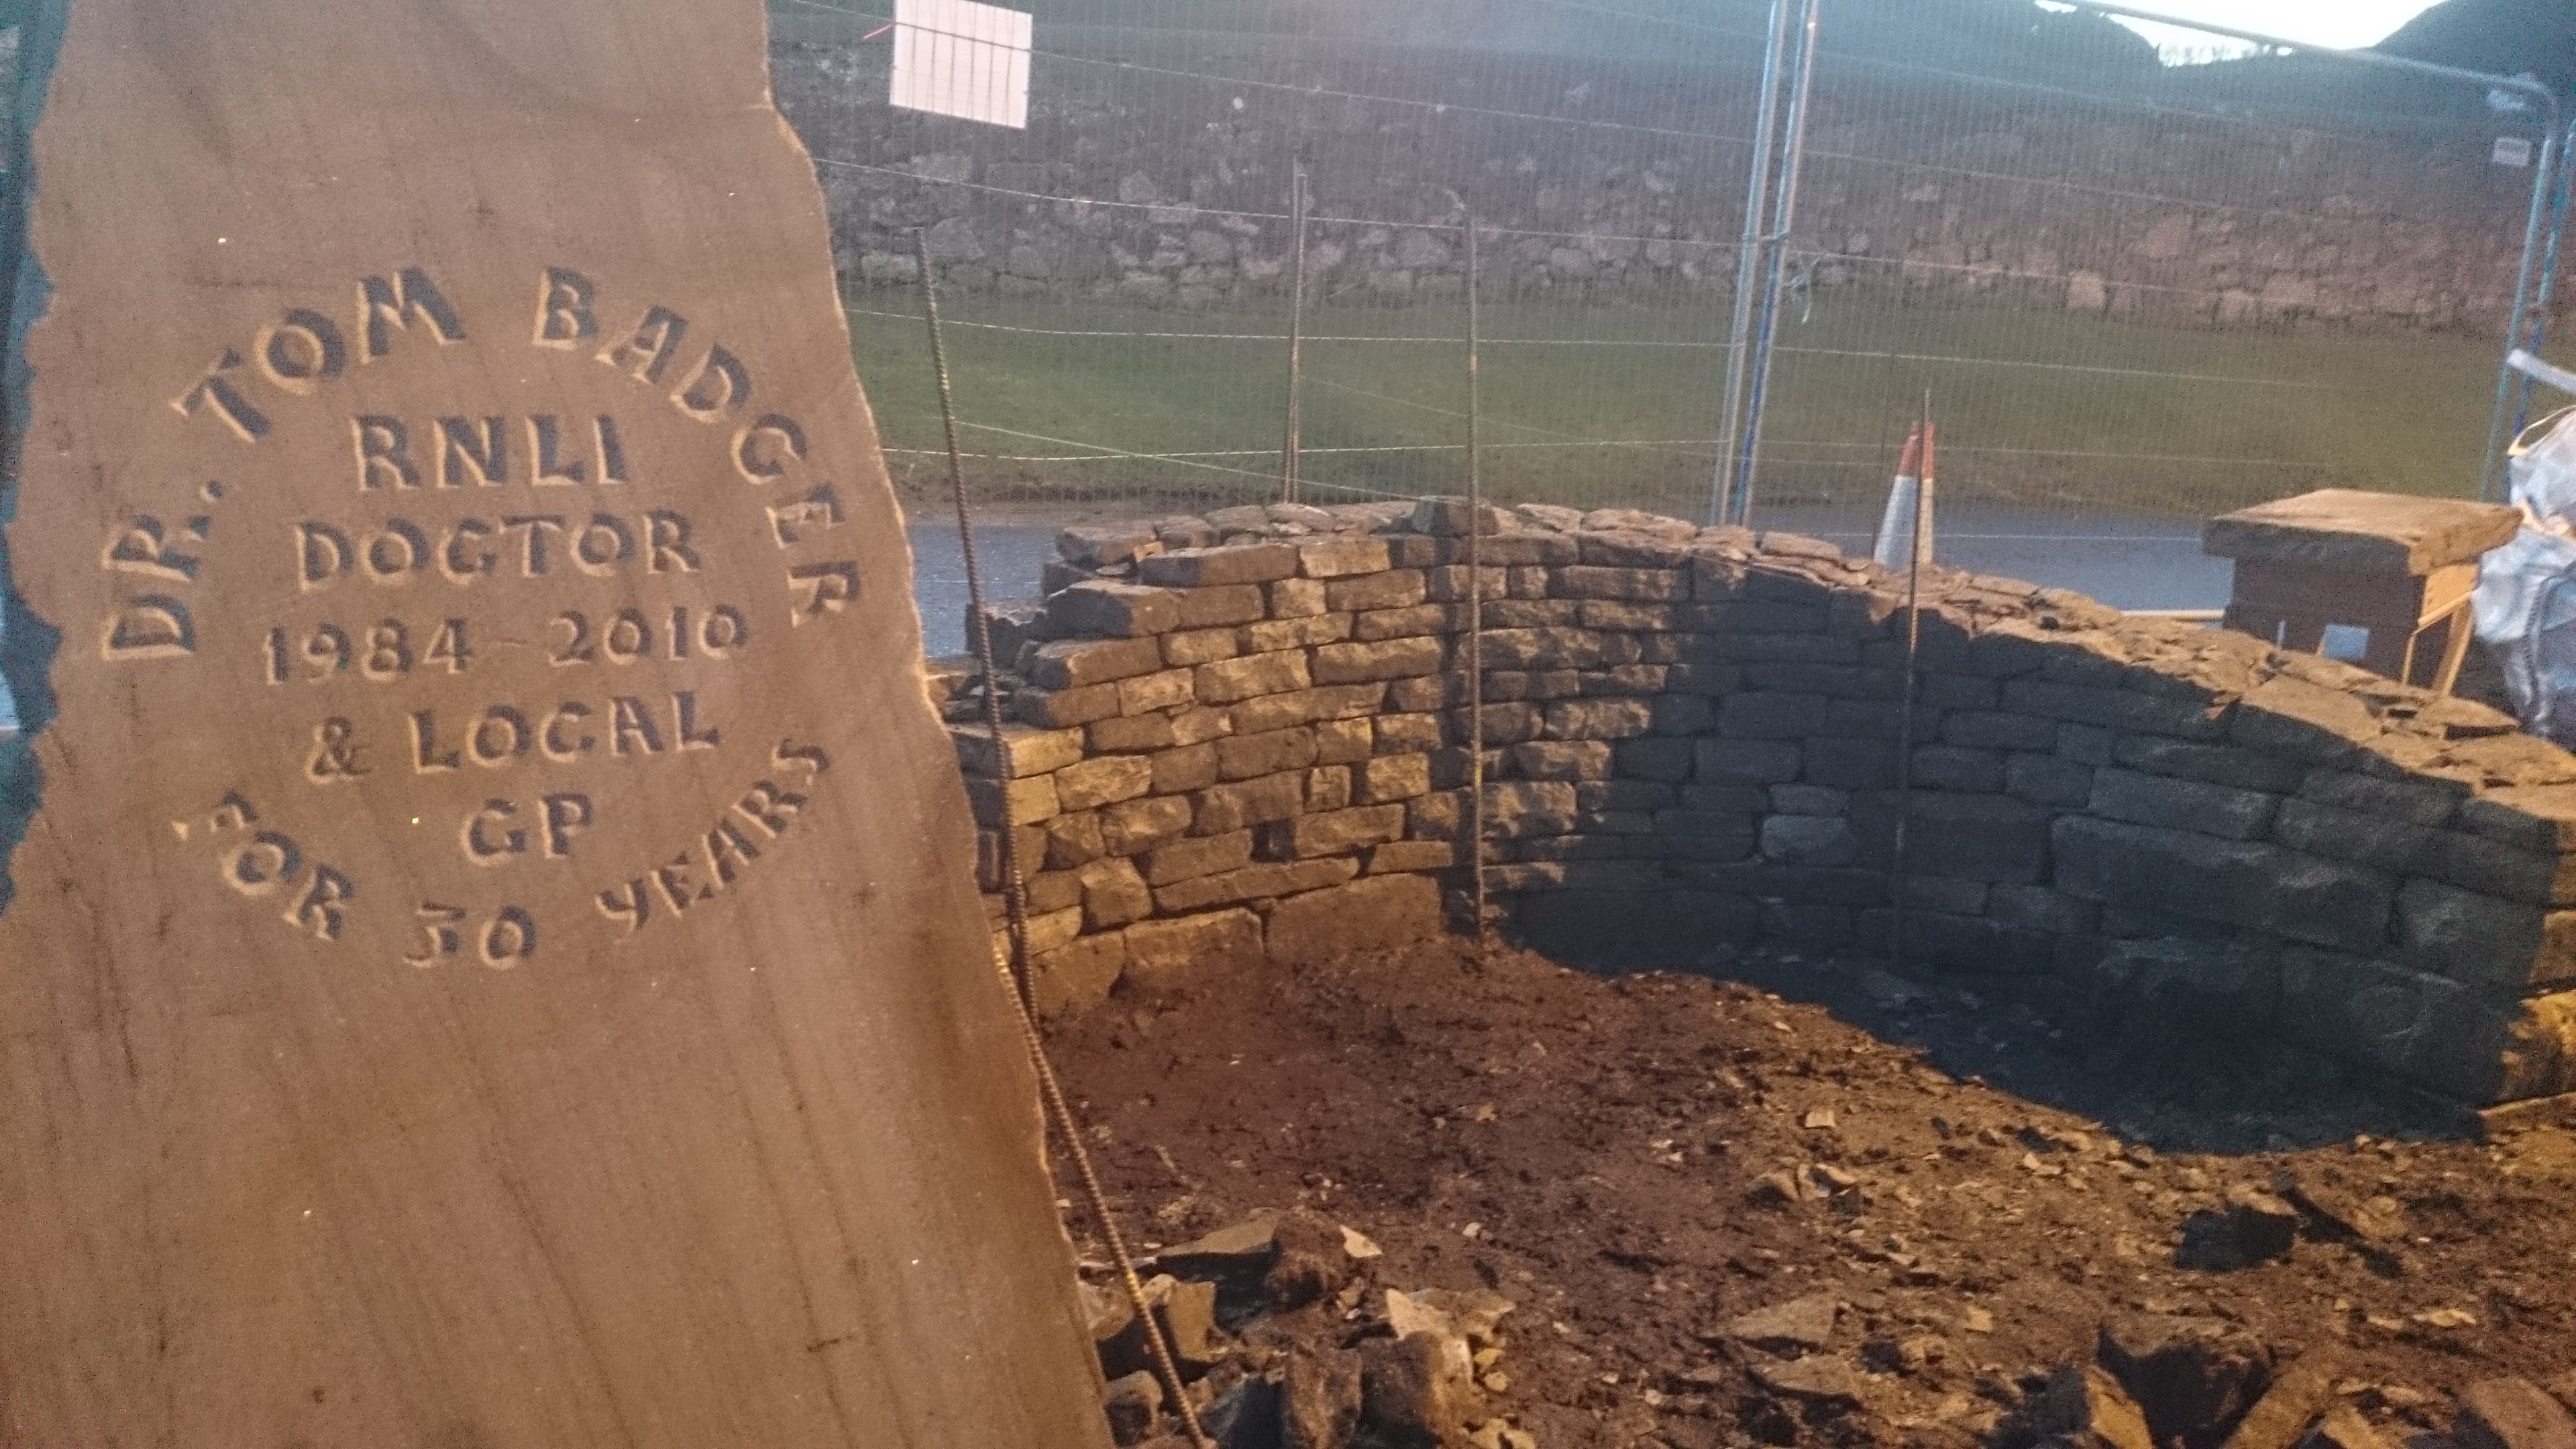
(1044, 930, 2576, 1449)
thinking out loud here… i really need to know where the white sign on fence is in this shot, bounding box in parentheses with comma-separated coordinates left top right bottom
(2494, 136, 2535, 168)
(891, 0, 1032, 130)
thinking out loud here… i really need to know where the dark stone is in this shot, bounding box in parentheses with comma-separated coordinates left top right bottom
(1358, 1333, 1479, 1448)
(2457, 1378, 2576, 1449)
(1279, 1348, 1363, 1449)
(2173, 1186, 2299, 1271)
(2096, 1313, 2273, 1449)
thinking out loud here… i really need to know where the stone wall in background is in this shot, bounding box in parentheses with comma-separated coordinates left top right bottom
(775, 40, 2554, 333)
(933, 497, 2576, 1107)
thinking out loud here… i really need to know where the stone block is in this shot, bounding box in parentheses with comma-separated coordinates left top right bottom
(2090, 769, 2279, 841)
(1764, 815, 1859, 866)
(1116, 667, 1195, 716)
(1121, 909, 1267, 995)
(1423, 566, 1508, 602)
(2269, 800, 2435, 874)
(1047, 579, 1182, 637)
(2003, 680, 2227, 739)
(1583, 780, 1676, 811)
(1485, 781, 1580, 839)
(1485, 598, 1579, 628)
(1575, 600, 1677, 632)
(1000, 906, 1087, 965)
(951, 722, 1086, 780)
(1375, 713, 1445, 755)
(1554, 565, 1688, 601)
(2421, 828, 2576, 906)
(1720, 692, 1829, 739)
(1043, 811, 1106, 870)
(1578, 664, 1669, 697)
(1897, 875, 1990, 915)
(1231, 683, 1386, 735)
(1171, 584, 1269, 629)
(1693, 633, 1864, 665)
(1615, 737, 1697, 782)
(2298, 770, 2465, 828)
(1078, 857, 1155, 930)
(2112, 736, 2304, 794)
(1026, 636, 1165, 690)
(2007, 753, 2095, 808)
(1140, 542, 1301, 588)
(1387, 675, 1464, 712)
(1143, 830, 1256, 886)
(1352, 604, 1454, 642)
(1913, 745, 2005, 793)
(1697, 738, 1803, 784)
(1313, 718, 1373, 765)
(1197, 649, 1313, 704)
(1028, 933, 1126, 1018)
(1170, 706, 1232, 746)
(1244, 612, 1352, 653)
(1024, 871, 1087, 917)
(1155, 857, 1362, 913)
(1742, 662, 1902, 698)
(2279, 949, 2576, 1104)
(1804, 737, 1900, 792)
(1015, 683, 1122, 729)
(1649, 695, 1716, 735)
(1313, 638, 1446, 684)
(1089, 714, 1177, 754)
(1057, 523, 1163, 569)
(1259, 806, 1407, 859)
(1218, 727, 1321, 782)
(967, 773, 1061, 828)
(2054, 817, 2394, 954)
(976, 825, 1048, 892)
(2059, 723, 2116, 765)
(1193, 771, 1309, 835)
(1411, 496, 1507, 536)
(1919, 674, 2000, 710)
(1987, 883, 2100, 935)
(1323, 570, 1428, 612)
(1869, 792, 2053, 883)
(1265, 874, 1444, 962)
(2228, 677, 2380, 759)
(1369, 841, 1457, 873)
(2456, 785, 2576, 851)
(1542, 698, 1655, 740)
(2393, 878, 2576, 991)
(1307, 765, 1353, 813)
(1359, 753, 1434, 803)
(1150, 743, 1220, 796)
(1297, 537, 1391, 578)
(1407, 790, 1465, 840)
(1101, 795, 1194, 855)
(1055, 756, 1155, 812)
(1770, 784, 1849, 816)
(1383, 535, 1442, 567)
(1513, 741, 1615, 781)
(1266, 577, 1327, 620)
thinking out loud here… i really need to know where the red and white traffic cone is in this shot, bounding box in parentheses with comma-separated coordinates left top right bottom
(1871, 422, 1938, 572)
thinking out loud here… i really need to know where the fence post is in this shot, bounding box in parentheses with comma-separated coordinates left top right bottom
(1728, 0, 1823, 529)
(2483, 125, 2568, 500)
(1708, 0, 1795, 527)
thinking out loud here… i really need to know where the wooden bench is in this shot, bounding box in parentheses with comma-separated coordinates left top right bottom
(2203, 488, 2521, 695)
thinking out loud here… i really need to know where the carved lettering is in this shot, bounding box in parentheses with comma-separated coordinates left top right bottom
(354, 415, 422, 490)
(543, 703, 595, 761)
(470, 706, 533, 765)
(651, 851, 698, 914)
(481, 908, 537, 967)
(405, 903, 468, 965)
(299, 522, 353, 588)
(438, 416, 510, 487)
(735, 779, 808, 838)
(672, 345, 751, 423)
(286, 866, 358, 941)
(786, 561, 859, 625)
(533, 267, 598, 350)
(674, 690, 720, 751)
(596, 879, 651, 934)
(598, 306, 688, 384)
(735, 414, 806, 482)
(704, 816, 761, 885)
(610, 696, 663, 757)
(255, 309, 347, 395)
(463, 800, 525, 864)
(530, 415, 589, 486)
(766, 484, 843, 547)
(102, 597, 196, 661)
(501, 515, 566, 575)
(103, 515, 205, 581)
(645, 511, 699, 573)
(172, 350, 272, 443)
(226, 831, 303, 896)
(306, 717, 370, 782)
(357, 268, 466, 361)
(411, 710, 461, 773)
(442, 519, 496, 582)
(542, 794, 594, 858)
(572, 514, 633, 574)
(596, 415, 631, 485)
(362, 520, 429, 582)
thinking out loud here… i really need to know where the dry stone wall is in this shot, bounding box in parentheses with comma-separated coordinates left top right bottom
(934, 498, 2576, 1106)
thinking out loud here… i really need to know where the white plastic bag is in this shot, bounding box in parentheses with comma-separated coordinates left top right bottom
(2472, 406, 2576, 744)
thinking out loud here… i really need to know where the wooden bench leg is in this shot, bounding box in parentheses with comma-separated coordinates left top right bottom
(2428, 601, 2477, 697)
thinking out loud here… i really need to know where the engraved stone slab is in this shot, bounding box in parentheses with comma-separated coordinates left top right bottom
(2202, 488, 2521, 576)
(0, 3, 1111, 1444)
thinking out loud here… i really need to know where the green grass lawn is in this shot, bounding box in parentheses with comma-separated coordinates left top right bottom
(847, 286, 2509, 525)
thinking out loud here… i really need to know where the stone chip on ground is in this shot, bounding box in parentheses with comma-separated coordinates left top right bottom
(2007, 1364, 2156, 1449)
(2218, 1350, 2346, 1449)
(1360, 1330, 1483, 1447)
(1725, 1292, 1839, 1351)
(2456, 1377, 2576, 1449)
(2096, 1312, 2274, 1449)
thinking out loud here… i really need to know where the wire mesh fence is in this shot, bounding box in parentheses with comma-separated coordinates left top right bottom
(769, 0, 2567, 613)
